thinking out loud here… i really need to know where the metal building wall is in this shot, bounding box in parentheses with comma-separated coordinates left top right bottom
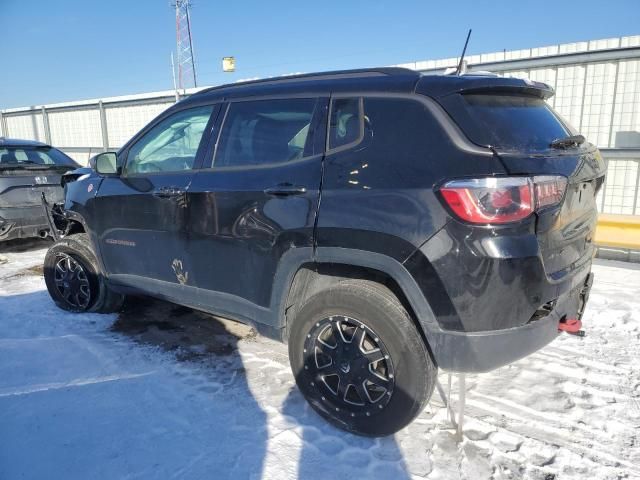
(1, 36, 639, 215)
(398, 35, 640, 216)
(598, 149, 640, 215)
(499, 60, 640, 150)
(3, 110, 46, 142)
(0, 89, 194, 164)
(104, 102, 174, 149)
(399, 35, 640, 152)
(48, 108, 102, 150)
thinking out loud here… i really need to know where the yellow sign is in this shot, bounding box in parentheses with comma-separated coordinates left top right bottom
(222, 57, 235, 72)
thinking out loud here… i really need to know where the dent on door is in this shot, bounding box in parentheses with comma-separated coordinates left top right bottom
(187, 166, 320, 309)
(96, 175, 192, 282)
(184, 96, 325, 311)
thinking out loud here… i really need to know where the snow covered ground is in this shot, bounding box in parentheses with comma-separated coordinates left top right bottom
(0, 240, 639, 480)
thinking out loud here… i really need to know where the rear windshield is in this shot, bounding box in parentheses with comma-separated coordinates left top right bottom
(0, 147, 78, 167)
(446, 93, 571, 151)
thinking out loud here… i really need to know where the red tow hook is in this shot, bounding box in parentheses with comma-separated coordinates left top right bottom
(558, 318, 585, 337)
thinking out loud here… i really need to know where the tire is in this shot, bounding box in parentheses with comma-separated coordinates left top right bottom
(288, 279, 437, 436)
(44, 233, 125, 314)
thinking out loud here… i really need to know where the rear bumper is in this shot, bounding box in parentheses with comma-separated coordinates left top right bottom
(405, 218, 596, 372)
(427, 311, 560, 373)
(0, 205, 49, 241)
(425, 272, 592, 372)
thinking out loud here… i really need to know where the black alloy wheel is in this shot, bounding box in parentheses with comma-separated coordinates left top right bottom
(44, 233, 125, 313)
(304, 315, 395, 417)
(52, 253, 92, 309)
(289, 280, 437, 436)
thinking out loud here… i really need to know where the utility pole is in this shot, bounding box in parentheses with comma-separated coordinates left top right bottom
(173, 0, 197, 90)
(170, 52, 180, 101)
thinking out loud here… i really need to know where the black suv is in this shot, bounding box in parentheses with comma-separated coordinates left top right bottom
(0, 138, 79, 241)
(44, 68, 604, 436)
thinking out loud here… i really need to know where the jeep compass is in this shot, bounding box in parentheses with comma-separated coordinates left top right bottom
(43, 68, 604, 436)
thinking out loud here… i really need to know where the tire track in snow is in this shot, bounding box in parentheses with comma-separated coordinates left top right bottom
(469, 390, 631, 448)
(521, 356, 627, 388)
(464, 398, 639, 474)
(0, 371, 156, 397)
(533, 348, 628, 373)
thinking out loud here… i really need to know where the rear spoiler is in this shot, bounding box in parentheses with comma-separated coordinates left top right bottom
(416, 75, 555, 100)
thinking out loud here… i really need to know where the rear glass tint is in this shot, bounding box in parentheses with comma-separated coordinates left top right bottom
(0, 147, 78, 167)
(449, 94, 570, 151)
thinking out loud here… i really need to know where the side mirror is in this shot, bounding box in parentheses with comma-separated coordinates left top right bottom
(94, 152, 119, 176)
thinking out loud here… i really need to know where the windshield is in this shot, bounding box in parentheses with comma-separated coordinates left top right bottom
(444, 93, 572, 151)
(0, 147, 79, 167)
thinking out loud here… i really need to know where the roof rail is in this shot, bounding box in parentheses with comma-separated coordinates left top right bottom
(197, 67, 419, 96)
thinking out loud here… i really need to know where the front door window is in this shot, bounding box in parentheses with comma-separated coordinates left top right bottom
(124, 105, 214, 175)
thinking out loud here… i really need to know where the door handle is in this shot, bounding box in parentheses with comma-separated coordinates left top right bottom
(153, 186, 186, 199)
(264, 184, 307, 197)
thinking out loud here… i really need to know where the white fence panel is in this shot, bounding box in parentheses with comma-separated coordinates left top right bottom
(600, 158, 640, 215)
(105, 102, 173, 148)
(611, 59, 640, 148)
(49, 108, 102, 148)
(5, 112, 46, 142)
(581, 62, 617, 148)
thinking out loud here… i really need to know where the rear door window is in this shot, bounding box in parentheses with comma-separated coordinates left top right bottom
(213, 98, 317, 168)
(444, 93, 571, 151)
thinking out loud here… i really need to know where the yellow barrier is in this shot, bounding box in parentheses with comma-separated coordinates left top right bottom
(595, 214, 640, 250)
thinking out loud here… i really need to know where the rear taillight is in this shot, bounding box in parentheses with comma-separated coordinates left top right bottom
(533, 175, 568, 210)
(440, 176, 566, 225)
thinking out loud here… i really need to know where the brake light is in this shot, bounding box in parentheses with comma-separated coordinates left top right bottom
(440, 176, 566, 225)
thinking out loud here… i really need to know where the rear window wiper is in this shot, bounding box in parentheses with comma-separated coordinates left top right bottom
(549, 134, 586, 149)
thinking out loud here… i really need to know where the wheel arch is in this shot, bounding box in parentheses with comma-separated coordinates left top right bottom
(275, 247, 440, 361)
(56, 210, 111, 278)
(62, 210, 88, 234)
(65, 218, 86, 235)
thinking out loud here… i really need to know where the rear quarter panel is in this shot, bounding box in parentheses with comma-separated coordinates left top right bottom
(316, 95, 506, 261)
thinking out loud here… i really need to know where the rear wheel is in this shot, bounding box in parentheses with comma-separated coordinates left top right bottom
(288, 280, 436, 436)
(44, 233, 124, 313)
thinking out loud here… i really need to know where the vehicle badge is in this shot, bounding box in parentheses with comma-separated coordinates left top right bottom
(88, 183, 94, 193)
(34, 176, 48, 185)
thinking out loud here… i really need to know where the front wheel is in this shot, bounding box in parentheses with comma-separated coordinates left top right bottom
(288, 280, 436, 436)
(44, 233, 124, 313)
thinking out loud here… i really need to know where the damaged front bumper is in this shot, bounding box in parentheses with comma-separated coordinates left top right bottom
(40, 192, 68, 241)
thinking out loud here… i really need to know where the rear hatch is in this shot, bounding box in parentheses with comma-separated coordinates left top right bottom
(0, 146, 78, 209)
(0, 166, 68, 208)
(423, 77, 606, 277)
(497, 149, 604, 278)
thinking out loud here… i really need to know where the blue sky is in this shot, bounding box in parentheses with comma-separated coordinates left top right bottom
(1, 0, 639, 108)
